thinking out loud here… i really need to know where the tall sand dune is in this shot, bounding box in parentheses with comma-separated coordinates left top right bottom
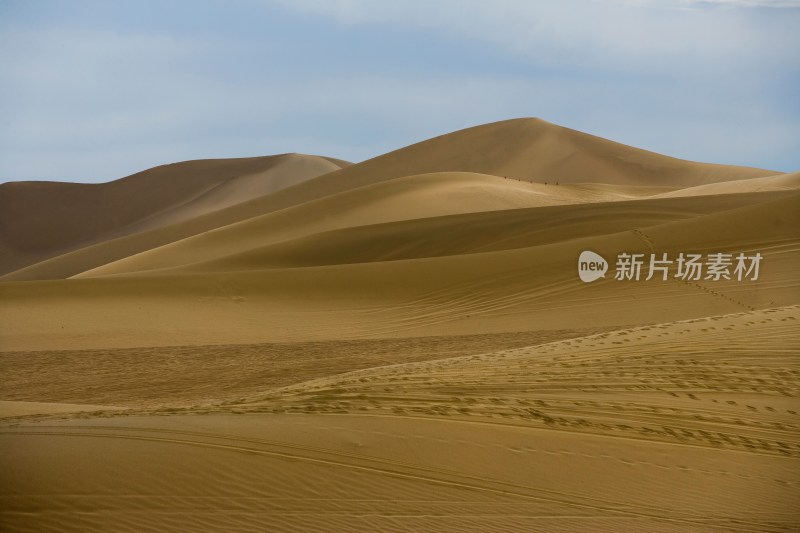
(1, 118, 774, 281)
(300, 117, 775, 191)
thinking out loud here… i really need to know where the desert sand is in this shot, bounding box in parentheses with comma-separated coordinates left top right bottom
(1, 118, 798, 531)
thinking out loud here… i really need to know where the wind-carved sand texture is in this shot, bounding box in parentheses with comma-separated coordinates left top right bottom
(0, 119, 798, 531)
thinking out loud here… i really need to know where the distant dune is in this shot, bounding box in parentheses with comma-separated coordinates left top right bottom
(0, 118, 797, 532)
(306, 117, 775, 189)
(652, 170, 800, 198)
(0, 153, 349, 275)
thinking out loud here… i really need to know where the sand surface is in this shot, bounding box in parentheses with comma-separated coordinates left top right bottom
(0, 401, 125, 418)
(1, 118, 797, 531)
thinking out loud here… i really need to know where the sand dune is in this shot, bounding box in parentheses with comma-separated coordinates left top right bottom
(163, 190, 794, 274)
(653, 170, 800, 198)
(1, 190, 796, 351)
(285, 117, 775, 192)
(3, 172, 672, 281)
(1, 118, 773, 282)
(0, 153, 348, 276)
(123, 153, 349, 232)
(74, 172, 685, 278)
(1, 118, 797, 531)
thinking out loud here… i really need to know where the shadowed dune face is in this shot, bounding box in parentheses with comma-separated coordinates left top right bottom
(0, 118, 798, 532)
(0, 153, 349, 275)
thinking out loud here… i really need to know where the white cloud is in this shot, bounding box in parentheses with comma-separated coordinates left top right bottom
(675, 0, 800, 7)
(268, 0, 799, 73)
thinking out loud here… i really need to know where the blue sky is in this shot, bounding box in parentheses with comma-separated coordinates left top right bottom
(1, 0, 798, 183)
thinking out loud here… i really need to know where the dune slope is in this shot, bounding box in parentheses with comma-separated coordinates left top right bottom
(162, 190, 794, 274)
(75, 172, 678, 278)
(1, 190, 796, 351)
(0, 153, 348, 276)
(304, 117, 775, 190)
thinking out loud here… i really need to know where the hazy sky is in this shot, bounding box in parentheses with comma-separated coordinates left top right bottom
(1, 0, 798, 183)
